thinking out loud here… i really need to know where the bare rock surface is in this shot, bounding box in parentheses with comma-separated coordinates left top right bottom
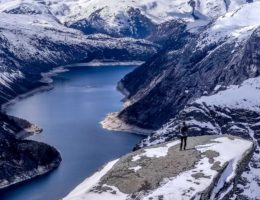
(63, 135, 254, 200)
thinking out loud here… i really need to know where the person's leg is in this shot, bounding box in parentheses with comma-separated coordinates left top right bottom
(180, 137, 183, 150)
(184, 136, 187, 150)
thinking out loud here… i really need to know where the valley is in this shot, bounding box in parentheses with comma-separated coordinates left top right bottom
(0, 0, 259, 199)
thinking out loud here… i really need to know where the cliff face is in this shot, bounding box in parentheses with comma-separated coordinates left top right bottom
(63, 135, 254, 200)
(0, 113, 61, 189)
(117, 23, 260, 130)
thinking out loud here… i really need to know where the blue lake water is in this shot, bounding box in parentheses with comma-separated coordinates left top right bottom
(0, 65, 144, 200)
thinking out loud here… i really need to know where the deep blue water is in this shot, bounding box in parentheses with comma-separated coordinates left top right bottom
(0, 65, 144, 200)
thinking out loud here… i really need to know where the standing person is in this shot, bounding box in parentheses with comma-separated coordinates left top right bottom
(180, 121, 188, 151)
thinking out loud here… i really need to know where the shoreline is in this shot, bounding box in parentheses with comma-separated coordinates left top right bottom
(101, 112, 153, 136)
(15, 123, 43, 140)
(0, 157, 61, 190)
(2, 60, 144, 112)
(2, 61, 145, 138)
(1, 85, 53, 113)
(101, 70, 154, 136)
(64, 60, 144, 67)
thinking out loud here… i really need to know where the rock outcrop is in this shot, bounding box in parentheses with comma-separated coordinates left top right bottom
(63, 135, 254, 200)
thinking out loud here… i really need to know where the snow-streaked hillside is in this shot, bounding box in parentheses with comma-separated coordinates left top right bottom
(141, 76, 260, 146)
(0, 10, 158, 104)
(0, 12, 157, 64)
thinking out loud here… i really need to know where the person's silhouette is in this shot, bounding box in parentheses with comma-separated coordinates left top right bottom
(179, 121, 188, 151)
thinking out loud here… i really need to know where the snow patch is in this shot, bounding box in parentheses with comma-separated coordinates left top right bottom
(132, 140, 180, 162)
(129, 165, 142, 172)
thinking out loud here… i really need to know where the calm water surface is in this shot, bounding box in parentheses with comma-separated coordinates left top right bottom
(0, 65, 144, 200)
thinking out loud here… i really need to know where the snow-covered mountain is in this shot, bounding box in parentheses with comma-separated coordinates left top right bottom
(45, 0, 258, 37)
(0, 9, 158, 104)
(0, 0, 256, 38)
(114, 1, 260, 130)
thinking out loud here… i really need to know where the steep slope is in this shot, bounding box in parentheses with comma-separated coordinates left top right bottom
(112, 2, 260, 130)
(63, 135, 254, 200)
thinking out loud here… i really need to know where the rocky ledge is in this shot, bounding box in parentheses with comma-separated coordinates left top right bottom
(63, 135, 254, 200)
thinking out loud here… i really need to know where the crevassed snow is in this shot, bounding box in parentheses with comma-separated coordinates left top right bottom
(132, 140, 180, 162)
(144, 137, 252, 200)
(196, 77, 260, 113)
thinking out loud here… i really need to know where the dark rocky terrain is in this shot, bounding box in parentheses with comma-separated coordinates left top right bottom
(0, 113, 61, 189)
(117, 26, 260, 130)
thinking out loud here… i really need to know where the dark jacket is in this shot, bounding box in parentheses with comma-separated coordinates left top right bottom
(180, 124, 188, 137)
